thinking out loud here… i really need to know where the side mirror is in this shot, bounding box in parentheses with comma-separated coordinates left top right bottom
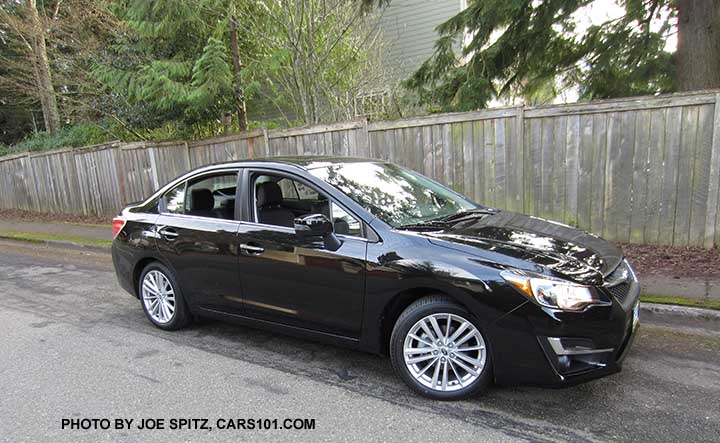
(294, 213, 334, 237)
(294, 213, 342, 251)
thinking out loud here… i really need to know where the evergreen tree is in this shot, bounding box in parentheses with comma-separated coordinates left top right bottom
(92, 0, 257, 134)
(401, 0, 718, 111)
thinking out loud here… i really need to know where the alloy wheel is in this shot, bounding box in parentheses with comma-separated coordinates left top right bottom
(141, 270, 176, 324)
(403, 313, 487, 392)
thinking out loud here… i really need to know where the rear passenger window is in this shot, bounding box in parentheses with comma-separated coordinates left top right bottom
(185, 173, 238, 220)
(164, 182, 185, 214)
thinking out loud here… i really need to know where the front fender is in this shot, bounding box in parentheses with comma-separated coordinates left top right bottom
(358, 235, 528, 354)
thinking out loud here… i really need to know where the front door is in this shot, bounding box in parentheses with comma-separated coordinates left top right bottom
(236, 169, 367, 338)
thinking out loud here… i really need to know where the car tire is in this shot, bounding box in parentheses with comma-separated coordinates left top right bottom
(390, 295, 492, 400)
(138, 262, 191, 331)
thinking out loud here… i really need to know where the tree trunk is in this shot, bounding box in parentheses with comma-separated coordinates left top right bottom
(676, 0, 720, 91)
(27, 0, 60, 134)
(229, 16, 248, 132)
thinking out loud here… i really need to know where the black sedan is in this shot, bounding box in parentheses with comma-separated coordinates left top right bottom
(111, 157, 639, 400)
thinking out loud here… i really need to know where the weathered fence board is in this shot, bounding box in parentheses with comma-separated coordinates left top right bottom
(1, 91, 720, 248)
(629, 110, 651, 243)
(644, 108, 666, 244)
(707, 95, 720, 248)
(659, 107, 683, 244)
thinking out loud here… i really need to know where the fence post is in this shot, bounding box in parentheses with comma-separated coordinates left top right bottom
(262, 128, 270, 157)
(147, 144, 160, 190)
(114, 143, 128, 208)
(705, 93, 720, 248)
(361, 118, 370, 158)
(515, 106, 525, 213)
(183, 140, 192, 169)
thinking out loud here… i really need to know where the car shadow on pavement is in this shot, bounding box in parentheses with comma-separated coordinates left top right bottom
(146, 316, 623, 442)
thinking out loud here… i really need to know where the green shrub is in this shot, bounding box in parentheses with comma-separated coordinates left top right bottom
(12, 120, 126, 153)
(4, 117, 292, 157)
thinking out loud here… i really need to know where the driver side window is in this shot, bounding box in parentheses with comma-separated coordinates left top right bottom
(252, 173, 361, 236)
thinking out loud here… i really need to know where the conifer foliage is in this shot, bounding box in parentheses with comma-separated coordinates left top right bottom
(404, 0, 718, 111)
(92, 0, 244, 132)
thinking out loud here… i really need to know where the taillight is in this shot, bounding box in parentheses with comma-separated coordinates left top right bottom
(112, 217, 127, 239)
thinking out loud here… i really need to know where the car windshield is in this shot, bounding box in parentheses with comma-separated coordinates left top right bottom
(308, 161, 478, 227)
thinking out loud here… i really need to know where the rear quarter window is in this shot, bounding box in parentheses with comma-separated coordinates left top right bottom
(163, 182, 186, 214)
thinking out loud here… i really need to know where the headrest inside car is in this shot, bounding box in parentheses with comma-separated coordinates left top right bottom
(257, 181, 283, 207)
(190, 188, 214, 211)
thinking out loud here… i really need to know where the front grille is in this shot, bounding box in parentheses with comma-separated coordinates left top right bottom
(606, 282, 630, 303)
(603, 259, 637, 308)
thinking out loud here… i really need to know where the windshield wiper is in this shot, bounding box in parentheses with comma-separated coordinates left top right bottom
(438, 208, 496, 223)
(396, 208, 496, 231)
(395, 219, 449, 231)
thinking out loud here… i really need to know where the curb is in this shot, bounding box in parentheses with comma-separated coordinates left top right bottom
(0, 235, 111, 253)
(640, 302, 720, 332)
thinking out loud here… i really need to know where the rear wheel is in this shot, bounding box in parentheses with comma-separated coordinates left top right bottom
(139, 262, 190, 330)
(390, 296, 492, 400)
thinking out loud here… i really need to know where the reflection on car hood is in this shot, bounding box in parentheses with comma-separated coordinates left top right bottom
(423, 210, 623, 285)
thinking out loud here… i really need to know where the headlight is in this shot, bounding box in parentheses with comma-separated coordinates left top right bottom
(500, 270, 611, 312)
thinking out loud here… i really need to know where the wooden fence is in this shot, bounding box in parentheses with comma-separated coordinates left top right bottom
(1, 90, 719, 248)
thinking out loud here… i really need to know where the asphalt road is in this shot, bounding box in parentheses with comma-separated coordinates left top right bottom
(0, 240, 718, 442)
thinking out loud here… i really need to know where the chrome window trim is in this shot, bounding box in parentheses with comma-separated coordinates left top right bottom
(236, 221, 369, 243)
(156, 212, 243, 227)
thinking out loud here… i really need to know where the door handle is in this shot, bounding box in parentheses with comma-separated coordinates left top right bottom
(240, 243, 264, 255)
(158, 227, 179, 240)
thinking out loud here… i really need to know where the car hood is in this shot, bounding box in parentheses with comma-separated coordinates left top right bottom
(422, 210, 623, 286)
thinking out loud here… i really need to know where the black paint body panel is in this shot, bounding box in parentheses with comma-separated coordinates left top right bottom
(111, 157, 639, 387)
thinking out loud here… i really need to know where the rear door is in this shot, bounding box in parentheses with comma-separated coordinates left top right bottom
(155, 169, 244, 313)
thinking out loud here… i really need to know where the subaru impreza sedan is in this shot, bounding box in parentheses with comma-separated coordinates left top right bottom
(111, 157, 639, 400)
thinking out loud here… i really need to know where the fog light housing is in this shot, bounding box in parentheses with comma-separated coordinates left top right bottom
(539, 336, 614, 375)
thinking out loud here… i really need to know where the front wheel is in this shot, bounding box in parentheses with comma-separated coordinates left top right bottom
(139, 262, 191, 330)
(390, 296, 492, 400)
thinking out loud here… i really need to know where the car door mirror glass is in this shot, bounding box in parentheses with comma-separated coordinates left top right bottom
(294, 213, 334, 237)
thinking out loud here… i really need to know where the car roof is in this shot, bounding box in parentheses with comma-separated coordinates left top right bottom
(201, 156, 381, 171)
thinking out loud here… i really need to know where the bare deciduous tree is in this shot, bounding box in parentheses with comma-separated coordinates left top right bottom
(246, 0, 390, 126)
(1, 0, 119, 135)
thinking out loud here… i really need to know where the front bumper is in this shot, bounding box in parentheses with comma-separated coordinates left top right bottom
(488, 279, 640, 387)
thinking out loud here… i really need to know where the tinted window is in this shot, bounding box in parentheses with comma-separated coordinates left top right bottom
(277, 178, 299, 199)
(163, 182, 185, 214)
(186, 173, 238, 220)
(295, 181, 319, 200)
(253, 173, 361, 236)
(331, 203, 361, 236)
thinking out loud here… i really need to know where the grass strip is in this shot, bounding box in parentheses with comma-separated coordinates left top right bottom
(641, 295, 720, 311)
(0, 231, 111, 247)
